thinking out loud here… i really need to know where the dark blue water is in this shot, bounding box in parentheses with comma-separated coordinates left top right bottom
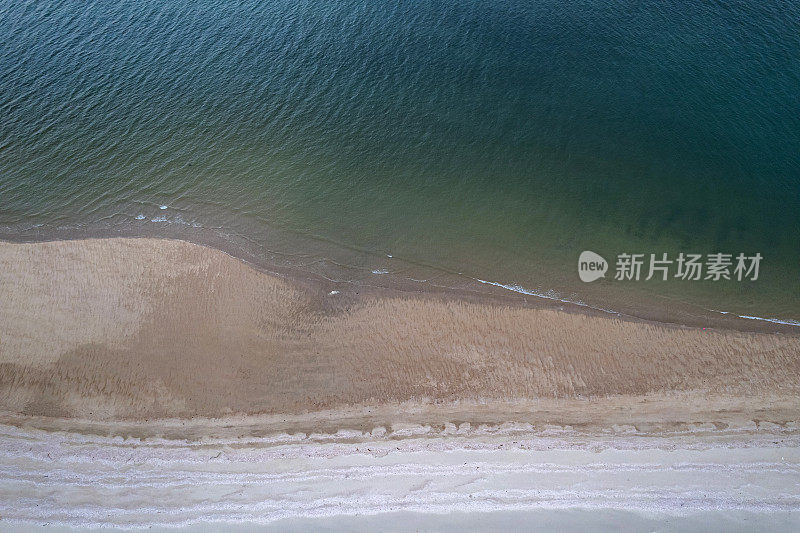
(1, 0, 799, 323)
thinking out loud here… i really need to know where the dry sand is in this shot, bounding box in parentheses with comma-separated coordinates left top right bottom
(1, 419, 799, 530)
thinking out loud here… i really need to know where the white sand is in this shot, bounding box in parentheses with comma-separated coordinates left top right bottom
(1, 421, 799, 530)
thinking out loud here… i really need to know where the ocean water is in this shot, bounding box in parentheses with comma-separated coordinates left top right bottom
(1, 0, 798, 324)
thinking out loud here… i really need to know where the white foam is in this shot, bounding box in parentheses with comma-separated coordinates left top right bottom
(475, 280, 798, 328)
(735, 314, 800, 327)
(372, 269, 389, 274)
(475, 278, 617, 315)
(712, 310, 800, 327)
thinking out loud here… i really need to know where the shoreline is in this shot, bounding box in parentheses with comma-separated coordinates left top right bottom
(1, 232, 798, 336)
(1, 236, 798, 429)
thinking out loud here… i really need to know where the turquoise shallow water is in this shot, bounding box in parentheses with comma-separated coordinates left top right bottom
(1, 0, 799, 323)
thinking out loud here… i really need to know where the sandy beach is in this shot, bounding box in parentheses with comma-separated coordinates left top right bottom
(1, 237, 798, 423)
(0, 237, 799, 528)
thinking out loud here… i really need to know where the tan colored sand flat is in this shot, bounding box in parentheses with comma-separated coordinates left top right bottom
(0, 238, 798, 421)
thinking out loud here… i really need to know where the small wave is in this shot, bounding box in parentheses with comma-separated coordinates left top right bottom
(475, 279, 617, 315)
(139, 213, 202, 228)
(738, 315, 800, 326)
(372, 269, 389, 274)
(476, 279, 543, 297)
(714, 310, 800, 327)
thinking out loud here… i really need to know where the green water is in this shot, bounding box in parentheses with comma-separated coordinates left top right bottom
(1, 0, 799, 324)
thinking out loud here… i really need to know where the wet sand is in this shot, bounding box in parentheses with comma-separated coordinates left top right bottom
(0, 237, 798, 425)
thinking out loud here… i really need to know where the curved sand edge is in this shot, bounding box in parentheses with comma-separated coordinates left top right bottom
(1, 237, 798, 426)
